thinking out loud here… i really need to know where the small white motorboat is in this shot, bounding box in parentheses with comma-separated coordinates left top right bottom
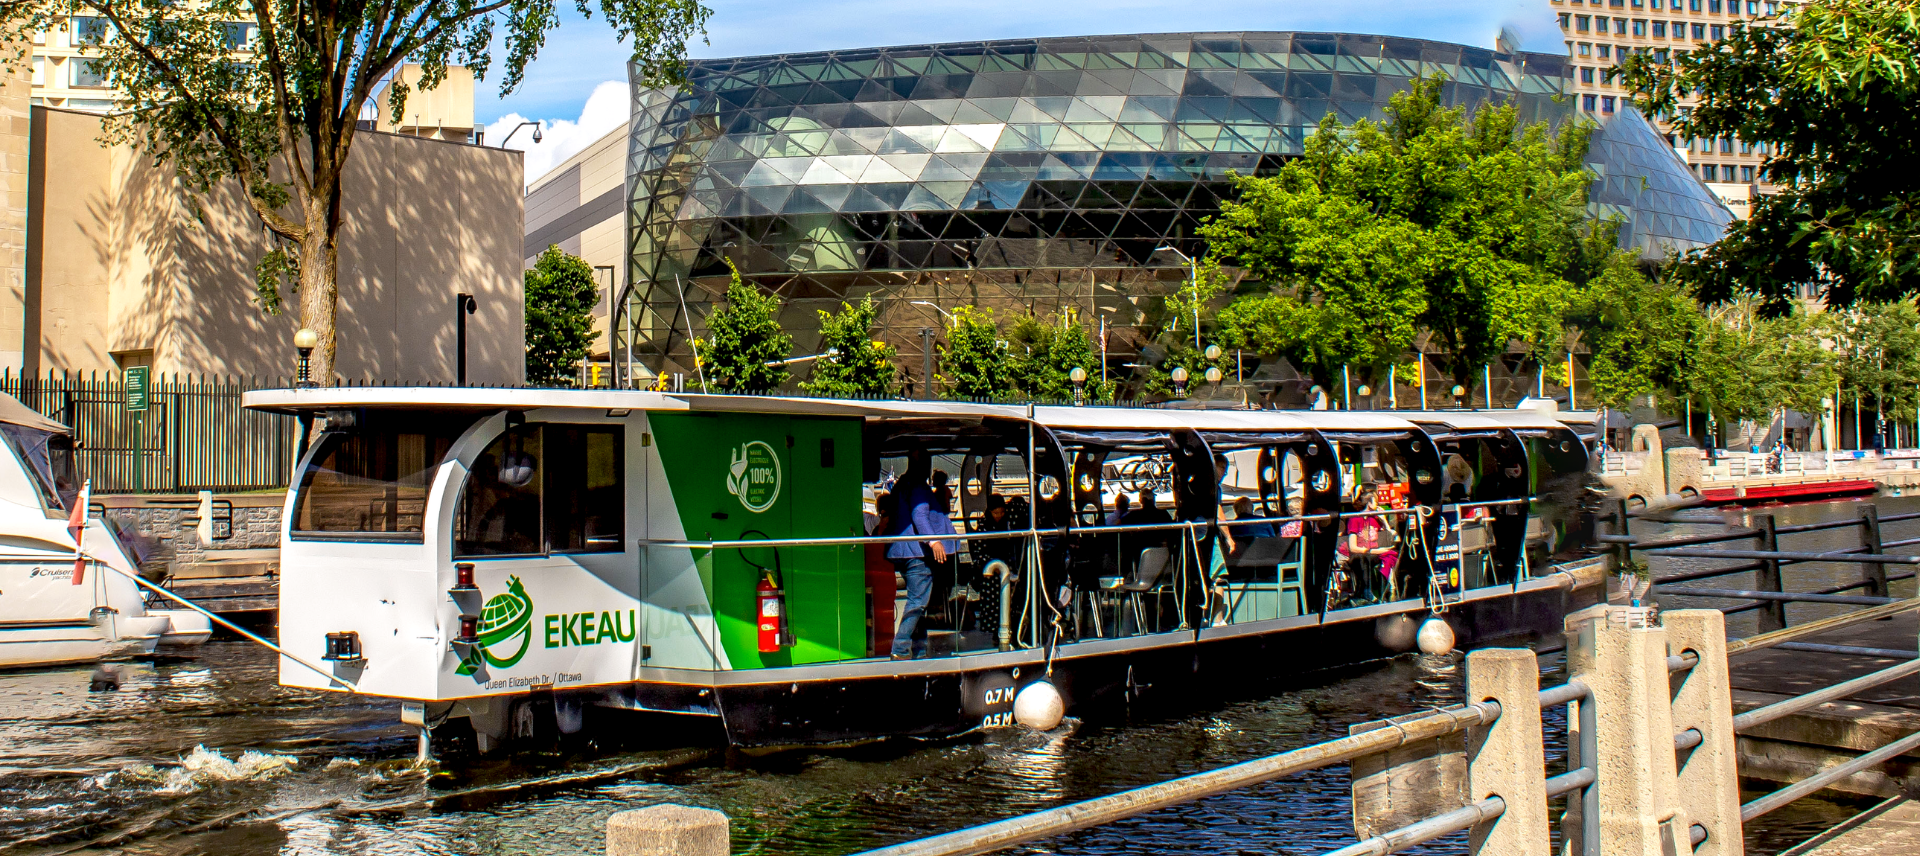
(0, 394, 209, 669)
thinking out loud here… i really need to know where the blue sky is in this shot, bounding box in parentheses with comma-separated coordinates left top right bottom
(484, 0, 1563, 181)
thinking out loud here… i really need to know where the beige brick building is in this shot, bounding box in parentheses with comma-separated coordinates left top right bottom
(522, 123, 629, 386)
(1553, 0, 1786, 218)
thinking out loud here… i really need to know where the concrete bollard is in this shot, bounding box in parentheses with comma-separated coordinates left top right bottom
(1465, 648, 1551, 856)
(1588, 608, 1691, 856)
(1664, 610, 1745, 856)
(607, 804, 730, 856)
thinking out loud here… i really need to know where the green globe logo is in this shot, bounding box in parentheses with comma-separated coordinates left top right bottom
(456, 575, 533, 675)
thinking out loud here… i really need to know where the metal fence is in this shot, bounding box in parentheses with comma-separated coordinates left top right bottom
(2, 370, 298, 494)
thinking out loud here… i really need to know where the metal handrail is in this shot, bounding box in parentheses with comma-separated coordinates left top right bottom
(1742, 731, 1920, 822)
(1732, 658, 1920, 731)
(1726, 596, 1920, 656)
(848, 700, 1501, 856)
(1324, 796, 1506, 856)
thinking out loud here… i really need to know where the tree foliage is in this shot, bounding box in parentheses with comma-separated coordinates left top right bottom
(1830, 302, 1920, 422)
(0, 0, 709, 382)
(800, 297, 896, 397)
(937, 307, 1014, 399)
(1202, 77, 1597, 392)
(1623, 0, 1920, 309)
(698, 268, 792, 393)
(523, 246, 598, 386)
(1007, 309, 1113, 402)
(1684, 301, 1838, 424)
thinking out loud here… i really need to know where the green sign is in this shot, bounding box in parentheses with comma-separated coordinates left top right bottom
(457, 575, 535, 675)
(124, 366, 149, 412)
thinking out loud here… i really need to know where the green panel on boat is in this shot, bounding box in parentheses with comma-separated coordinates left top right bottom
(650, 411, 866, 667)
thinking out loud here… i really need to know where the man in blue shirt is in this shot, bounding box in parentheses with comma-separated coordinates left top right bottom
(888, 452, 958, 659)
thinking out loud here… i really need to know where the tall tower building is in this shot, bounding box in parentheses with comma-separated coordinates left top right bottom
(1554, 0, 1787, 218)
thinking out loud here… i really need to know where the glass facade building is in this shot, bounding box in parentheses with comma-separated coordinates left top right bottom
(620, 31, 1716, 388)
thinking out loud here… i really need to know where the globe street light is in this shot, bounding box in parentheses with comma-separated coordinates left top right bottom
(1070, 366, 1088, 406)
(293, 327, 318, 387)
(1452, 384, 1467, 410)
(1171, 366, 1190, 400)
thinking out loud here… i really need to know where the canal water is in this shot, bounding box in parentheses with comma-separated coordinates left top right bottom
(3, 496, 1908, 856)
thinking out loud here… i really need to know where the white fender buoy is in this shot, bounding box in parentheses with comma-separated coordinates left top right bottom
(1375, 614, 1417, 652)
(1013, 680, 1065, 731)
(1417, 617, 1456, 656)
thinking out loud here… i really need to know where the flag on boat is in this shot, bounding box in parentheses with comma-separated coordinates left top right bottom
(69, 479, 90, 585)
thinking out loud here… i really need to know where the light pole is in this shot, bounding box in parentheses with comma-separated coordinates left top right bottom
(1070, 366, 1087, 406)
(498, 121, 542, 148)
(1154, 245, 1201, 350)
(920, 327, 935, 401)
(910, 300, 955, 324)
(1452, 384, 1467, 410)
(1357, 384, 1372, 411)
(1171, 366, 1189, 400)
(455, 293, 477, 384)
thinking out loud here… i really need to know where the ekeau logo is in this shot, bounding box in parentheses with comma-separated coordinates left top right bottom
(456, 575, 534, 675)
(726, 440, 782, 513)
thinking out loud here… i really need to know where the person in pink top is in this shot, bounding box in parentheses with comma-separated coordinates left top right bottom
(1342, 484, 1398, 600)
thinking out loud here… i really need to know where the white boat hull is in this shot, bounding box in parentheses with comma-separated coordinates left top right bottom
(150, 609, 214, 647)
(0, 622, 113, 669)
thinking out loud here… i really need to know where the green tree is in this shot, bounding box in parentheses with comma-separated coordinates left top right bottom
(698, 267, 792, 393)
(1, 0, 709, 384)
(1623, 0, 1920, 309)
(1684, 302, 1838, 425)
(1202, 77, 1594, 394)
(1830, 302, 1920, 424)
(1007, 309, 1114, 402)
(523, 246, 599, 386)
(800, 297, 896, 397)
(937, 306, 1014, 399)
(1564, 259, 1704, 410)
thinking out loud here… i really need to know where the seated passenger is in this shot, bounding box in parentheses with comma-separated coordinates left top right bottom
(1225, 496, 1277, 554)
(1341, 484, 1397, 600)
(1278, 496, 1307, 539)
(1104, 493, 1132, 527)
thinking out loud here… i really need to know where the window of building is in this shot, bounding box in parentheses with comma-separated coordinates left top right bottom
(1614, 17, 1628, 33)
(1581, 67, 1595, 83)
(1576, 15, 1591, 31)
(70, 58, 109, 88)
(1655, 48, 1669, 61)
(67, 99, 116, 112)
(70, 15, 110, 44)
(1746, 1, 1758, 13)
(1693, 23, 1706, 38)
(1671, 0, 1683, 8)
(30, 28, 44, 44)
(223, 22, 257, 51)
(1741, 166, 1754, 182)
(1632, 19, 1646, 35)
(31, 56, 42, 85)
(1699, 164, 1714, 181)
(1721, 136, 1733, 153)
(1610, 0, 1624, 6)
(1602, 96, 1616, 112)
(1631, 0, 1643, 7)
(1765, 1, 1777, 13)
(1653, 21, 1666, 36)
(1690, 0, 1701, 10)
(1579, 41, 1592, 55)
(292, 414, 474, 541)
(1599, 44, 1612, 58)
(1711, 24, 1724, 39)
(1583, 94, 1597, 111)
(1739, 140, 1752, 154)
(1560, 13, 1570, 27)
(455, 423, 624, 557)
(1708, 0, 1721, 11)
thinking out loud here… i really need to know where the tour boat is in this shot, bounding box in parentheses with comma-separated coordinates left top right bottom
(244, 388, 1606, 750)
(0, 396, 212, 670)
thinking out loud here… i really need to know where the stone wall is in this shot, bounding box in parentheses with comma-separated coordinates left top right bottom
(97, 492, 284, 575)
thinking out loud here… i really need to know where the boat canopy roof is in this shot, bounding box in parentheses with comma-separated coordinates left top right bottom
(240, 387, 1588, 435)
(0, 393, 70, 435)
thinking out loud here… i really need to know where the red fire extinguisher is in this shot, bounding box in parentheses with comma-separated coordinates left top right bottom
(757, 572, 790, 653)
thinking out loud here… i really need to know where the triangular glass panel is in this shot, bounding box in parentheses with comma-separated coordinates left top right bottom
(805, 183, 856, 211)
(878, 153, 933, 179)
(800, 157, 859, 184)
(918, 181, 973, 209)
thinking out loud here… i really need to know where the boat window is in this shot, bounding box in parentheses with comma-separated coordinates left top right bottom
(291, 415, 470, 540)
(455, 424, 623, 557)
(0, 424, 77, 514)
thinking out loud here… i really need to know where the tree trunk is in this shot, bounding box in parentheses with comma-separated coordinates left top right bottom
(296, 192, 342, 385)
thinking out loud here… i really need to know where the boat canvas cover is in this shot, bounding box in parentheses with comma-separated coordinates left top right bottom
(0, 394, 69, 435)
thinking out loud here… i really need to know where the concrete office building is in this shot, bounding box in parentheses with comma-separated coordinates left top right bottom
(1553, 0, 1786, 218)
(20, 105, 525, 384)
(522, 122, 629, 383)
(616, 31, 1730, 395)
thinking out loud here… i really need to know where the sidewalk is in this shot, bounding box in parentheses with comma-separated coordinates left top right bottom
(1786, 798, 1920, 855)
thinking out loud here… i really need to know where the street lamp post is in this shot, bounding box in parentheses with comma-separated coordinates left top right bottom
(498, 121, 543, 148)
(1357, 384, 1372, 411)
(455, 293, 477, 384)
(294, 327, 318, 388)
(1154, 246, 1201, 351)
(921, 327, 935, 401)
(1452, 384, 1467, 410)
(1070, 366, 1087, 406)
(1171, 366, 1189, 400)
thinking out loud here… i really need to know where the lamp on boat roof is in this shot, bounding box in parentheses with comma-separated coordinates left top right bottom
(293, 327, 318, 387)
(1171, 366, 1189, 400)
(1069, 366, 1087, 406)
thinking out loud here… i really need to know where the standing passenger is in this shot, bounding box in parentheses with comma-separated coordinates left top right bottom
(887, 453, 942, 660)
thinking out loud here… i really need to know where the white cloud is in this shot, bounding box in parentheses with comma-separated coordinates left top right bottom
(486, 79, 630, 186)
